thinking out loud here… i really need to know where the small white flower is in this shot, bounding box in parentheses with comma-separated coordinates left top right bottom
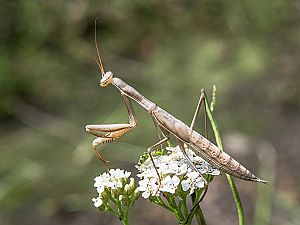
(195, 179, 205, 189)
(110, 168, 131, 179)
(160, 175, 180, 194)
(124, 184, 130, 192)
(182, 171, 205, 194)
(138, 177, 159, 198)
(94, 173, 110, 188)
(209, 168, 221, 176)
(181, 180, 191, 191)
(188, 171, 200, 179)
(92, 197, 103, 207)
(96, 186, 105, 194)
(177, 164, 188, 175)
(137, 179, 149, 192)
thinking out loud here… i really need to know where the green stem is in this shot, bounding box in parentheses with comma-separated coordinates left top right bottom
(189, 191, 206, 225)
(108, 192, 117, 203)
(203, 90, 244, 225)
(116, 199, 124, 219)
(121, 216, 130, 225)
(226, 174, 244, 225)
(180, 195, 189, 218)
(116, 199, 130, 225)
(168, 195, 185, 221)
(155, 197, 177, 213)
(122, 201, 131, 225)
(194, 208, 206, 225)
(106, 204, 119, 217)
(106, 204, 129, 225)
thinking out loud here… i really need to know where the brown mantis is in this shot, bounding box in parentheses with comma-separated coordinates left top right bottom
(86, 37, 267, 185)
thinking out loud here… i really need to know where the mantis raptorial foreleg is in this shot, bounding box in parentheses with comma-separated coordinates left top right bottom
(87, 126, 129, 166)
(86, 93, 137, 166)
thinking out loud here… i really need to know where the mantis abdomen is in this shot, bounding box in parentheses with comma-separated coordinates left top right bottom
(190, 132, 264, 182)
(152, 106, 266, 183)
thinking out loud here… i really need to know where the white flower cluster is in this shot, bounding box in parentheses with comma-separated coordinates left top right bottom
(92, 169, 132, 208)
(136, 146, 220, 199)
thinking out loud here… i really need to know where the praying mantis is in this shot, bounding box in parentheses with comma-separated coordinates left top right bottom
(86, 37, 267, 185)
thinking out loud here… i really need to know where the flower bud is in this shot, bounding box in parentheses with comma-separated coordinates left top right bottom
(133, 189, 141, 200)
(125, 178, 136, 194)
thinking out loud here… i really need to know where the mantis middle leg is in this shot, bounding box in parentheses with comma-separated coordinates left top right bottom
(146, 118, 170, 181)
(172, 90, 209, 181)
(86, 93, 137, 167)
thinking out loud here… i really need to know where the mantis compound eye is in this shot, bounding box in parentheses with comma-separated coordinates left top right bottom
(100, 71, 113, 87)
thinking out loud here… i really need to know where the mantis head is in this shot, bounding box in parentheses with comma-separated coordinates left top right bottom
(100, 71, 113, 87)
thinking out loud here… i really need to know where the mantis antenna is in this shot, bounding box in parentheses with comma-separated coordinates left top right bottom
(94, 18, 105, 76)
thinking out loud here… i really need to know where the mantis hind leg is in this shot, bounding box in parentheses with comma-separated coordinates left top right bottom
(177, 140, 208, 184)
(177, 138, 209, 224)
(186, 88, 216, 220)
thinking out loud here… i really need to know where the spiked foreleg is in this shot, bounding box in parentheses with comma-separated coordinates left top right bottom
(85, 93, 137, 165)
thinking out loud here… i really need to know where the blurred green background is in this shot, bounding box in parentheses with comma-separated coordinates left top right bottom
(0, 1, 299, 225)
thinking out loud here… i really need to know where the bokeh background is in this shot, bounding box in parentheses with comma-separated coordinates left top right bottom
(0, 1, 299, 225)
